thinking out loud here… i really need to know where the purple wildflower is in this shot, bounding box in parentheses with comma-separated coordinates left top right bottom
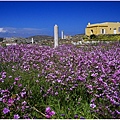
(22, 101, 27, 105)
(57, 79, 61, 83)
(14, 114, 20, 119)
(55, 92, 58, 95)
(14, 82, 16, 85)
(8, 75, 12, 78)
(3, 108, 10, 114)
(18, 84, 22, 87)
(74, 114, 78, 119)
(90, 103, 96, 108)
(20, 91, 26, 97)
(115, 110, 120, 114)
(2, 74, 6, 79)
(36, 80, 39, 83)
(16, 95, 20, 101)
(0, 78, 4, 82)
(15, 77, 19, 81)
(7, 98, 14, 106)
(45, 107, 55, 118)
(0, 97, 2, 101)
(49, 110, 55, 116)
(61, 114, 65, 116)
(45, 114, 51, 118)
(80, 116, 85, 119)
(45, 107, 51, 113)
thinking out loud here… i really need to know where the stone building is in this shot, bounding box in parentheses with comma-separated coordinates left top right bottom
(85, 22, 120, 36)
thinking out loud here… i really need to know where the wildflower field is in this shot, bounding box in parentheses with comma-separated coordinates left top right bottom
(0, 42, 120, 119)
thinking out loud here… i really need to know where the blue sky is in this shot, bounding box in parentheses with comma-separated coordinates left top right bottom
(0, 1, 120, 37)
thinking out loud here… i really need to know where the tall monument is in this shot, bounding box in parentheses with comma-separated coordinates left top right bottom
(61, 30, 64, 39)
(31, 38, 34, 44)
(54, 24, 59, 48)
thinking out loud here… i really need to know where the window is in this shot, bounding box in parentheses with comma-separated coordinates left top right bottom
(118, 27, 120, 32)
(91, 30, 93, 34)
(101, 29, 105, 34)
(110, 28, 111, 30)
(114, 28, 117, 34)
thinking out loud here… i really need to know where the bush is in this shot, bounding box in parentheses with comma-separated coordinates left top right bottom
(90, 34, 96, 39)
(83, 35, 89, 40)
(0, 38, 3, 42)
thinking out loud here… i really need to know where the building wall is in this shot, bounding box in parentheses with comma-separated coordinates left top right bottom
(107, 23, 120, 34)
(85, 22, 120, 36)
(86, 26, 108, 35)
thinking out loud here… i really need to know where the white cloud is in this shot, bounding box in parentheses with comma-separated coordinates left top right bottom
(3, 27, 46, 34)
(0, 28, 7, 33)
(0, 27, 48, 37)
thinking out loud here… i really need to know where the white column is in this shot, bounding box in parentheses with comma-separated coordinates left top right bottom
(54, 24, 58, 48)
(61, 30, 64, 39)
(31, 38, 34, 44)
(64, 35, 66, 39)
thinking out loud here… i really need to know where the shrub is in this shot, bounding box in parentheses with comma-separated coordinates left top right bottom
(90, 34, 96, 39)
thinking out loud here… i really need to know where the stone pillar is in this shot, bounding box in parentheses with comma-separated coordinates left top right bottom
(31, 38, 34, 44)
(61, 30, 64, 39)
(64, 35, 66, 39)
(54, 24, 58, 48)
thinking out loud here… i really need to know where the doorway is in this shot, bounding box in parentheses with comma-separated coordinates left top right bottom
(114, 28, 116, 34)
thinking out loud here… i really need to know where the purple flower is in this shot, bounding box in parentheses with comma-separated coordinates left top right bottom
(70, 88, 73, 91)
(14, 82, 16, 85)
(8, 98, 14, 106)
(78, 102, 80, 104)
(45, 107, 55, 118)
(91, 98, 96, 103)
(2, 72, 6, 75)
(9, 75, 12, 78)
(55, 92, 58, 95)
(38, 74, 41, 77)
(87, 85, 93, 90)
(22, 101, 27, 105)
(3, 108, 10, 114)
(15, 77, 19, 81)
(22, 106, 25, 111)
(80, 116, 85, 119)
(36, 80, 39, 83)
(115, 110, 120, 114)
(61, 114, 65, 116)
(98, 77, 103, 82)
(90, 103, 96, 108)
(14, 114, 20, 119)
(91, 73, 98, 77)
(50, 110, 55, 116)
(16, 95, 20, 101)
(0, 78, 4, 82)
(18, 84, 22, 87)
(45, 107, 51, 113)
(57, 79, 61, 83)
(45, 114, 51, 118)
(0, 97, 2, 101)
(2, 74, 6, 79)
(74, 114, 78, 119)
(20, 91, 26, 97)
(23, 114, 29, 119)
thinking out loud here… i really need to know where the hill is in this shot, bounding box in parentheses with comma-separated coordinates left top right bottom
(27, 35, 54, 42)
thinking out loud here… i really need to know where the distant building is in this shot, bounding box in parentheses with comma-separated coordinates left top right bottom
(85, 22, 120, 36)
(64, 35, 66, 39)
(64, 35, 72, 40)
